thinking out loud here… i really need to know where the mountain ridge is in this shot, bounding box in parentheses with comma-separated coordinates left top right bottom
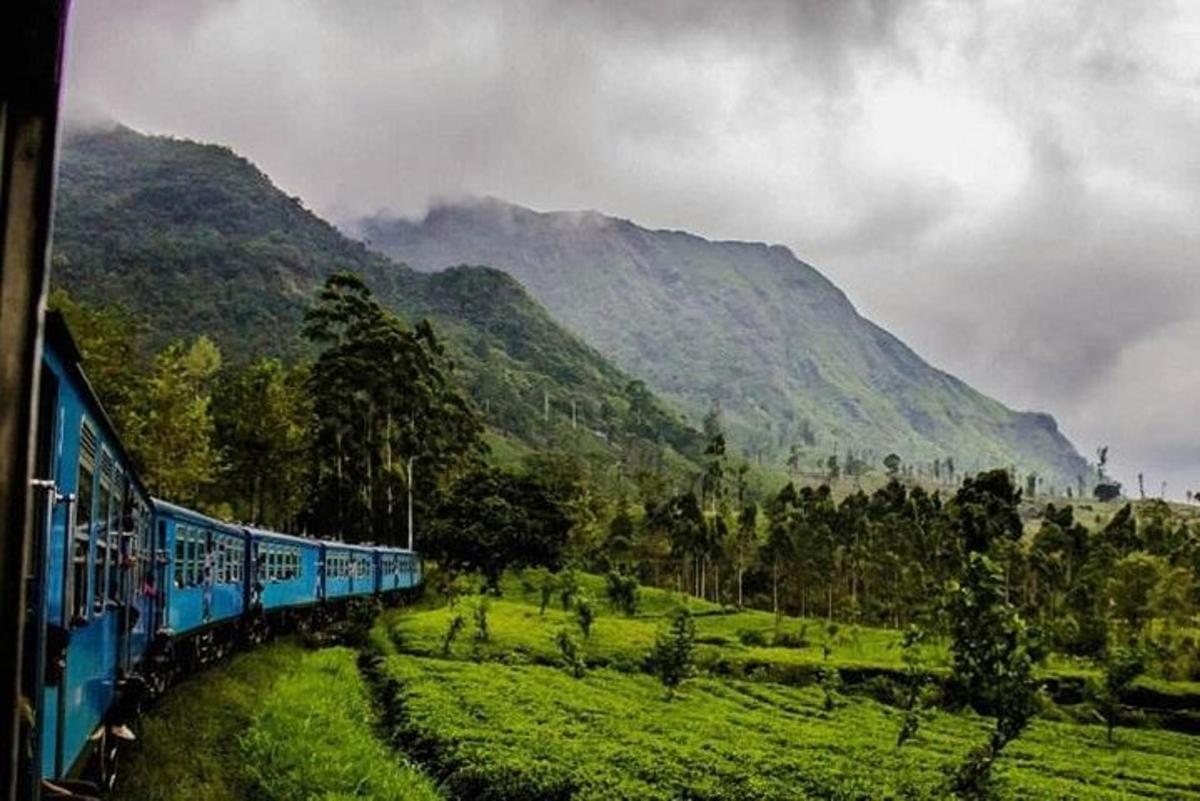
(51, 126, 703, 466)
(356, 196, 1089, 488)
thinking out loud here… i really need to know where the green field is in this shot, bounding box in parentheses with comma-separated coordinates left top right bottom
(368, 572, 1200, 799)
(111, 642, 440, 801)
(388, 572, 1200, 697)
(375, 654, 1200, 800)
(111, 573, 1200, 799)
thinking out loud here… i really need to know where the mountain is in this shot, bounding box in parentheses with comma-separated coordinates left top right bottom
(356, 198, 1088, 487)
(51, 127, 701, 465)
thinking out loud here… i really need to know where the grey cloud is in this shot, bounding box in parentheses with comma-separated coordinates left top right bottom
(63, 0, 1200, 495)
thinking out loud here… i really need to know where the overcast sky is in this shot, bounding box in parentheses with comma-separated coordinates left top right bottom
(64, 0, 1200, 497)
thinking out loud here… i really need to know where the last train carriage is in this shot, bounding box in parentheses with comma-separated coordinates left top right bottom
(22, 312, 422, 796)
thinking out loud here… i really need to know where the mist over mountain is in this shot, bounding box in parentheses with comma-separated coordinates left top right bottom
(357, 198, 1088, 487)
(51, 127, 701, 464)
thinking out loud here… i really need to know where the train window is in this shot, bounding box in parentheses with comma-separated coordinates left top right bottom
(187, 529, 198, 586)
(174, 527, 184, 587)
(107, 472, 123, 603)
(94, 451, 114, 612)
(199, 532, 210, 585)
(71, 422, 97, 624)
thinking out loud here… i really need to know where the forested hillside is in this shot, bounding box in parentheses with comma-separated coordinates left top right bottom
(358, 199, 1089, 490)
(51, 126, 700, 465)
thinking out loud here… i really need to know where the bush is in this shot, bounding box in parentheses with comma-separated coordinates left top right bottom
(559, 568, 580, 611)
(442, 613, 466, 655)
(651, 608, 696, 698)
(772, 625, 809, 649)
(474, 597, 491, 643)
(605, 570, 640, 616)
(738, 628, 768, 647)
(576, 596, 595, 639)
(555, 628, 586, 678)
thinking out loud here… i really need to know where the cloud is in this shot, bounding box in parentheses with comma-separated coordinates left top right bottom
(63, 0, 1200, 496)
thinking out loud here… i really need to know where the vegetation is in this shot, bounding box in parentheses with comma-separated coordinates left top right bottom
(111, 642, 440, 801)
(359, 197, 1088, 486)
(52, 124, 1200, 800)
(372, 622, 1200, 800)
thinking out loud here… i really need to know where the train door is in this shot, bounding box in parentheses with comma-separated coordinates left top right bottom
(20, 366, 59, 796)
(155, 518, 169, 632)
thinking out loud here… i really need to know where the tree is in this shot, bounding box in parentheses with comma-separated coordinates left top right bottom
(733, 503, 759, 608)
(651, 607, 696, 698)
(132, 337, 222, 504)
(426, 467, 570, 590)
(884, 453, 901, 478)
(213, 358, 310, 529)
(1106, 552, 1164, 634)
(946, 470, 1041, 797)
(48, 289, 148, 440)
(896, 625, 930, 747)
(1092, 645, 1145, 743)
(303, 272, 483, 542)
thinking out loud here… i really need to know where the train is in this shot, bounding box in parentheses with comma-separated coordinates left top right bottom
(22, 312, 422, 797)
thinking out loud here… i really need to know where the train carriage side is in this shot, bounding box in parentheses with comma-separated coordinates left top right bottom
(375, 546, 421, 593)
(29, 313, 156, 782)
(321, 542, 376, 601)
(151, 500, 248, 637)
(247, 529, 320, 613)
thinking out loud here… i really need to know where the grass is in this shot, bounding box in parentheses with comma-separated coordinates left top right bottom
(112, 641, 441, 801)
(374, 654, 1200, 800)
(112, 571, 1200, 799)
(398, 571, 1200, 698)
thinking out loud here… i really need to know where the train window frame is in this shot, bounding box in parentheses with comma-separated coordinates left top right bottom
(71, 420, 97, 625)
(174, 525, 185, 588)
(93, 449, 113, 613)
(106, 467, 123, 605)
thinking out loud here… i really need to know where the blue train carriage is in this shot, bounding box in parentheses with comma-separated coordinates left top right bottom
(152, 500, 248, 664)
(321, 541, 377, 601)
(27, 312, 156, 785)
(247, 528, 321, 616)
(375, 545, 422, 593)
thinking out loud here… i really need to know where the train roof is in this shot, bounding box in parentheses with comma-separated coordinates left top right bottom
(375, 545, 417, 554)
(320, 539, 376, 553)
(43, 311, 151, 500)
(242, 527, 323, 548)
(151, 498, 244, 535)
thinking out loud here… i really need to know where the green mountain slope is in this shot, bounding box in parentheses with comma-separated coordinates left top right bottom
(51, 127, 701, 462)
(357, 198, 1088, 486)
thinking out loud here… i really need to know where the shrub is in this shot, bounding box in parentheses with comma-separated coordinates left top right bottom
(771, 625, 809, 649)
(651, 608, 696, 698)
(605, 570, 640, 616)
(442, 613, 466, 655)
(738, 628, 768, 647)
(559, 568, 580, 611)
(576, 596, 595, 639)
(555, 628, 586, 678)
(818, 666, 842, 712)
(539, 573, 556, 616)
(474, 597, 491, 643)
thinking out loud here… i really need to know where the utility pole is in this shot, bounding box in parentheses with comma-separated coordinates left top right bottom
(406, 456, 418, 551)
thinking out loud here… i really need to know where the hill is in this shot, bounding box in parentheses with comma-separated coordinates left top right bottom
(357, 198, 1089, 488)
(51, 127, 701, 463)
